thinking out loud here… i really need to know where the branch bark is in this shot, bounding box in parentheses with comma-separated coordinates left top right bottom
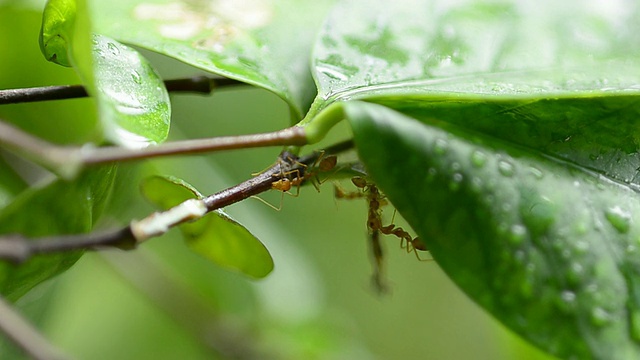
(0, 76, 243, 105)
(0, 140, 354, 263)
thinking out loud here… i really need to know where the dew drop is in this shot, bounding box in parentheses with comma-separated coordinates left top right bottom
(498, 160, 515, 177)
(131, 70, 142, 84)
(528, 166, 544, 179)
(604, 206, 631, 234)
(590, 307, 612, 327)
(470, 150, 487, 168)
(509, 224, 527, 244)
(433, 138, 448, 155)
(470, 177, 483, 192)
(449, 173, 463, 191)
(558, 290, 577, 313)
(520, 195, 556, 236)
(107, 42, 120, 56)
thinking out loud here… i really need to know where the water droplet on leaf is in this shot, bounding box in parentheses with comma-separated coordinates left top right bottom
(131, 70, 142, 84)
(498, 160, 515, 177)
(590, 307, 612, 327)
(107, 42, 120, 56)
(604, 206, 631, 233)
(433, 138, 448, 155)
(470, 150, 487, 168)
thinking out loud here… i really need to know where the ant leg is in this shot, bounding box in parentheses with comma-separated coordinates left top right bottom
(250, 194, 284, 211)
(369, 230, 389, 294)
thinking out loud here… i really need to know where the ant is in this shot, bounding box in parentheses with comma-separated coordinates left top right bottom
(335, 176, 427, 292)
(255, 151, 338, 210)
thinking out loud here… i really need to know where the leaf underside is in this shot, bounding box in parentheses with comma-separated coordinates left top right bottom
(307, 0, 640, 358)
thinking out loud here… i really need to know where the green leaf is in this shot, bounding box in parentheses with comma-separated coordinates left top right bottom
(90, 0, 335, 119)
(86, 34, 171, 147)
(39, 1, 171, 147)
(0, 157, 27, 209)
(308, 0, 640, 185)
(0, 166, 117, 301)
(346, 101, 640, 359)
(40, 0, 77, 66)
(141, 176, 274, 279)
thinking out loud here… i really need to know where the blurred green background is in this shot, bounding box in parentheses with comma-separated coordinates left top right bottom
(0, 4, 556, 359)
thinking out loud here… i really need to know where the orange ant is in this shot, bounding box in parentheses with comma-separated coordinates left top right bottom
(255, 151, 338, 210)
(335, 176, 427, 292)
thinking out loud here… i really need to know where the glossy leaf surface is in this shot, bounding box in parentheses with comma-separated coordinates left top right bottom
(91, 0, 335, 119)
(86, 34, 171, 147)
(39, 1, 171, 147)
(306, 0, 640, 358)
(310, 0, 640, 184)
(346, 101, 640, 359)
(141, 176, 274, 278)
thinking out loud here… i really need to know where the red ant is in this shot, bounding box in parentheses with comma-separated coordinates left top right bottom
(335, 177, 427, 292)
(255, 151, 338, 210)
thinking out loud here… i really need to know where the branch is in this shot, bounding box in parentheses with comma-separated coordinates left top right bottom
(0, 119, 308, 178)
(0, 76, 243, 104)
(0, 140, 354, 263)
(0, 296, 69, 360)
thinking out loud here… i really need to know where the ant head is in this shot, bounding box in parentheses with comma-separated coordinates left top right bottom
(319, 155, 337, 172)
(351, 177, 367, 188)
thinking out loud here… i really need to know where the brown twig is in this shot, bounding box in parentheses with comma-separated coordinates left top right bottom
(0, 140, 354, 263)
(0, 76, 243, 105)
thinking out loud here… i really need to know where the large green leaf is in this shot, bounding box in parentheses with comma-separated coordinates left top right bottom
(303, 0, 640, 358)
(308, 0, 640, 184)
(90, 0, 335, 119)
(141, 175, 274, 278)
(0, 166, 116, 301)
(39, 0, 171, 147)
(346, 101, 640, 359)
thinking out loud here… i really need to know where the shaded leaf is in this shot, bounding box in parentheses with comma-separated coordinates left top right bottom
(0, 157, 27, 209)
(346, 101, 640, 359)
(0, 166, 117, 301)
(90, 0, 335, 119)
(141, 176, 274, 278)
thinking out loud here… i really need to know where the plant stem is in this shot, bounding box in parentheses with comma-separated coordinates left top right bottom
(0, 119, 308, 178)
(0, 296, 68, 360)
(0, 76, 242, 105)
(82, 126, 308, 165)
(0, 141, 354, 262)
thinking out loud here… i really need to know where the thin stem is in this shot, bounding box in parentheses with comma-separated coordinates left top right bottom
(0, 76, 243, 105)
(82, 126, 308, 165)
(0, 119, 308, 178)
(0, 141, 355, 262)
(0, 296, 68, 360)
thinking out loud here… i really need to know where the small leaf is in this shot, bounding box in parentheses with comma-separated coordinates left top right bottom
(39, 0, 77, 66)
(346, 101, 640, 359)
(90, 0, 335, 119)
(0, 166, 117, 301)
(39, 1, 171, 147)
(140, 176, 274, 278)
(85, 34, 171, 147)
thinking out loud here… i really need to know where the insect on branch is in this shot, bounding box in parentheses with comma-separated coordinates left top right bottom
(0, 140, 354, 263)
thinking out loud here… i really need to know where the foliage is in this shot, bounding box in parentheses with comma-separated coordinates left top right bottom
(1, 0, 640, 359)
